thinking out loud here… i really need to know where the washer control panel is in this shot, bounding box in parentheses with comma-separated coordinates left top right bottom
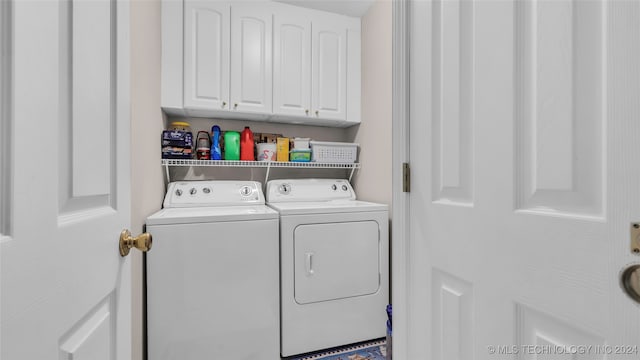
(266, 179, 356, 203)
(163, 181, 264, 208)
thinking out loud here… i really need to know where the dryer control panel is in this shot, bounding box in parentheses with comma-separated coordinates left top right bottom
(163, 181, 264, 208)
(266, 179, 356, 203)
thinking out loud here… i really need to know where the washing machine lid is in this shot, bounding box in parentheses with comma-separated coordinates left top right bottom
(146, 205, 278, 225)
(267, 200, 388, 216)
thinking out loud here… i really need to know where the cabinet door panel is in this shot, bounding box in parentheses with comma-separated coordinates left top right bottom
(273, 14, 311, 117)
(312, 22, 347, 121)
(231, 6, 272, 114)
(184, 1, 230, 110)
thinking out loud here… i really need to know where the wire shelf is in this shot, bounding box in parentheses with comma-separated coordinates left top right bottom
(162, 159, 360, 169)
(162, 159, 361, 183)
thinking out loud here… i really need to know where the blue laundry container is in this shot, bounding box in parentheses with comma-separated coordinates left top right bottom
(386, 305, 392, 360)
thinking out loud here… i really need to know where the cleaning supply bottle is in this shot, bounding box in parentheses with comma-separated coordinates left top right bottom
(240, 126, 255, 161)
(211, 125, 222, 160)
(224, 131, 240, 160)
(196, 131, 211, 160)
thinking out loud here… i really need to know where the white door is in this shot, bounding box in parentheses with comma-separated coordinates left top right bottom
(1, 1, 134, 359)
(184, 1, 230, 111)
(273, 10, 311, 118)
(406, 0, 640, 359)
(230, 5, 272, 114)
(311, 18, 347, 121)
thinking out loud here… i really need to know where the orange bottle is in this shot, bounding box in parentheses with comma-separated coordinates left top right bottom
(240, 126, 255, 161)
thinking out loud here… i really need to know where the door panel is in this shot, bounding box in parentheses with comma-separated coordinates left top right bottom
(515, 0, 604, 217)
(60, 0, 116, 216)
(431, 270, 473, 360)
(1, 0, 131, 359)
(231, 6, 272, 114)
(59, 297, 115, 360)
(515, 304, 605, 360)
(294, 221, 380, 304)
(312, 20, 347, 120)
(273, 13, 311, 117)
(183, 1, 230, 110)
(408, 0, 640, 358)
(431, 0, 474, 205)
(0, 0, 10, 239)
(71, 0, 112, 198)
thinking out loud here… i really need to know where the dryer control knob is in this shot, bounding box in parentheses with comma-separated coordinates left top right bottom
(279, 184, 291, 195)
(341, 184, 348, 191)
(331, 184, 337, 191)
(190, 188, 197, 195)
(175, 189, 183, 196)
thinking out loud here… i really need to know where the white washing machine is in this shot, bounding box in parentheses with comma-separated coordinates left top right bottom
(266, 179, 389, 357)
(145, 180, 279, 360)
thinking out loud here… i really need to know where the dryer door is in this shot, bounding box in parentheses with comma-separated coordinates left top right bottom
(294, 221, 380, 304)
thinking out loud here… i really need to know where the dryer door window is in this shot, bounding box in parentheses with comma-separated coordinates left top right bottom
(293, 221, 380, 304)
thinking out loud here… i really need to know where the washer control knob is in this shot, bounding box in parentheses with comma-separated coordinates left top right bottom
(175, 189, 183, 196)
(341, 184, 348, 191)
(240, 186, 252, 196)
(279, 184, 291, 195)
(190, 188, 197, 195)
(331, 184, 337, 191)
(203, 187, 211, 194)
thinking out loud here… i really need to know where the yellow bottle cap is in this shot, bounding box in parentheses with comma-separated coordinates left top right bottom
(170, 121, 191, 127)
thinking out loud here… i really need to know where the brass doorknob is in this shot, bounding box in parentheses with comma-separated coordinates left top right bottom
(119, 229, 152, 257)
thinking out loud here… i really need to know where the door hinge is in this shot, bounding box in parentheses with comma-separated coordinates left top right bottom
(402, 162, 410, 193)
(631, 223, 640, 255)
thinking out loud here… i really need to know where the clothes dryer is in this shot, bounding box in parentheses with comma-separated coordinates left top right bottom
(266, 179, 389, 357)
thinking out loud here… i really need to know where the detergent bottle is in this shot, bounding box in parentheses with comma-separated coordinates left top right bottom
(240, 126, 255, 161)
(210, 125, 222, 160)
(224, 131, 240, 160)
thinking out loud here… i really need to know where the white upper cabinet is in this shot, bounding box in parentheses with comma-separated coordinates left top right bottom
(273, 8, 360, 125)
(161, 1, 361, 127)
(183, 1, 230, 111)
(230, 6, 272, 114)
(273, 12, 311, 118)
(312, 18, 347, 121)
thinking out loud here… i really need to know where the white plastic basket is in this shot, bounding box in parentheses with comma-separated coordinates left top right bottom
(310, 141, 358, 163)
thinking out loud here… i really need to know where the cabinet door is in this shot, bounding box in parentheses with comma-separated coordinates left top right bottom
(183, 1, 230, 111)
(312, 20, 347, 121)
(230, 6, 272, 114)
(273, 13, 311, 117)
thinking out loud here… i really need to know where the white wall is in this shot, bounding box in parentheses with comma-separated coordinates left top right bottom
(348, 0, 393, 213)
(131, 1, 164, 359)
